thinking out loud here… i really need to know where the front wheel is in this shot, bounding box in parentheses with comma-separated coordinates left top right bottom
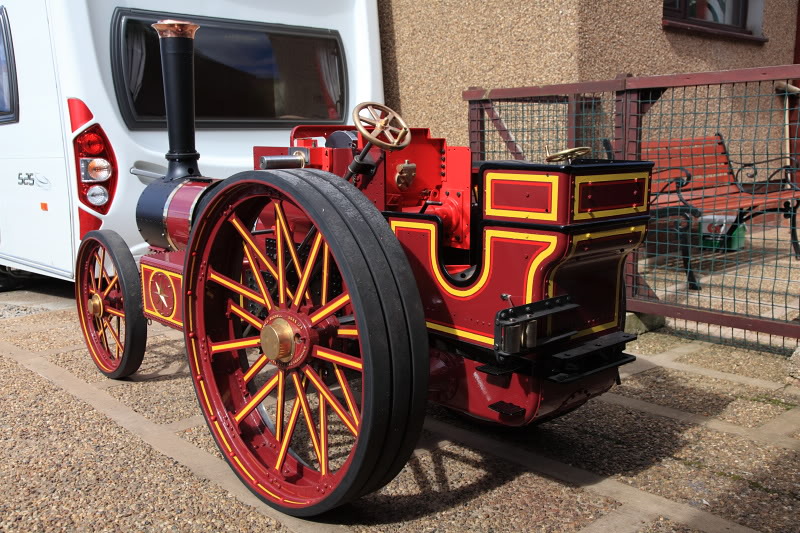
(75, 230, 146, 379)
(183, 169, 428, 516)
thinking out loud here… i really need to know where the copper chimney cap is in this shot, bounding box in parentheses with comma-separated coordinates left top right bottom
(151, 20, 199, 39)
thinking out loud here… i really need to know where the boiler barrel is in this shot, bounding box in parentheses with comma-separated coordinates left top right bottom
(136, 178, 211, 250)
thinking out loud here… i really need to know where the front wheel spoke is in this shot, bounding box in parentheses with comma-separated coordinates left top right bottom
(102, 275, 119, 298)
(275, 370, 285, 440)
(228, 300, 263, 331)
(105, 306, 125, 319)
(308, 291, 350, 326)
(303, 365, 358, 436)
(233, 371, 281, 424)
(209, 336, 260, 355)
(95, 250, 106, 287)
(208, 268, 266, 307)
(292, 372, 323, 467)
(102, 317, 123, 352)
(275, 204, 287, 306)
(95, 316, 110, 352)
(87, 264, 98, 293)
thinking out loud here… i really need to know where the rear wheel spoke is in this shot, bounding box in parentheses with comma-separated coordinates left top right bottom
(303, 365, 358, 435)
(234, 371, 281, 424)
(184, 171, 426, 514)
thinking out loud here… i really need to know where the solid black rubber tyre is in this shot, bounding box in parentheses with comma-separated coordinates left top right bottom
(282, 169, 429, 495)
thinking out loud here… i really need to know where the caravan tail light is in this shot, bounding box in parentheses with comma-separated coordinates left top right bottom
(73, 124, 117, 215)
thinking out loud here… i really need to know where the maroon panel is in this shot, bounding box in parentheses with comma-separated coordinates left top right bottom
(577, 179, 647, 213)
(492, 180, 552, 213)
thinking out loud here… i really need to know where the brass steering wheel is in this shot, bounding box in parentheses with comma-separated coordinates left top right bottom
(353, 102, 411, 151)
(545, 146, 591, 163)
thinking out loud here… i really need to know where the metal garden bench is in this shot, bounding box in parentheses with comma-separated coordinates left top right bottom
(641, 134, 800, 290)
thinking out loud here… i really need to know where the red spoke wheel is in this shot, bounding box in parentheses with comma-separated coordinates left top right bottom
(75, 230, 146, 379)
(184, 169, 427, 516)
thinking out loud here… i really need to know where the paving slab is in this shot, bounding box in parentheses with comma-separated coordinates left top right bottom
(614, 367, 797, 427)
(675, 344, 793, 383)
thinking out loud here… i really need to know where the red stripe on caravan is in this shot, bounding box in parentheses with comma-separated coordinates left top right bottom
(68, 98, 94, 132)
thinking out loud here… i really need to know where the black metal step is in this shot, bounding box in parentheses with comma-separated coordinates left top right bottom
(488, 401, 525, 416)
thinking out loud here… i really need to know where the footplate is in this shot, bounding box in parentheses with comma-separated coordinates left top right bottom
(544, 331, 636, 384)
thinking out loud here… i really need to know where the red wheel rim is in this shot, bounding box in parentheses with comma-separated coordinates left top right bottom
(76, 238, 128, 374)
(186, 184, 368, 510)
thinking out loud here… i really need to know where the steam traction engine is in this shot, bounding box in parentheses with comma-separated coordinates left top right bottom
(74, 21, 653, 516)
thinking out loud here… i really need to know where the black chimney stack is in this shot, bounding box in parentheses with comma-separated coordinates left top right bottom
(152, 20, 201, 181)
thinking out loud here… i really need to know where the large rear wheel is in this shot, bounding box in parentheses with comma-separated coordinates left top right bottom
(183, 169, 427, 516)
(75, 230, 146, 379)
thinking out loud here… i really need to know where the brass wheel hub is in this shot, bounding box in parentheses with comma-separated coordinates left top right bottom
(260, 317, 295, 363)
(89, 293, 104, 317)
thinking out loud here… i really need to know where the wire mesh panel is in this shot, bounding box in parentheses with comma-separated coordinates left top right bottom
(465, 67, 800, 351)
(470, 92, 618, 162)
(632, 79, 800, 351)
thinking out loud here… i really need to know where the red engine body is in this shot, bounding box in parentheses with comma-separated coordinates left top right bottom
(139, 123, 651, 426)
(239, 125, 651, 425)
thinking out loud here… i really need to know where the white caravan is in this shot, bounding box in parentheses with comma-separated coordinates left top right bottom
(0, 0, 382, 283)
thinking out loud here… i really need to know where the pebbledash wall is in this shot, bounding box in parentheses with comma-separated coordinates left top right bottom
(377, 0, 799, 148)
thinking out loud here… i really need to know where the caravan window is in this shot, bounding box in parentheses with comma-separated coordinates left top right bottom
(112, 9, 347, 130)
(0, 6, 18, 124)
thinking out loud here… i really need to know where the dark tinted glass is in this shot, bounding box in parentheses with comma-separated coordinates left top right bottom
(120, 14, 345, 125)
(0, 6, 15, 117)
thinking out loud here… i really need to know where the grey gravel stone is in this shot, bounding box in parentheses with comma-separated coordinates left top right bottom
(636, 516, 703, 533)
(678, 343, 793, 383)
(625, 330, 694, 356)
(0, 355, 287, 532)
(0, 304, 48, 319)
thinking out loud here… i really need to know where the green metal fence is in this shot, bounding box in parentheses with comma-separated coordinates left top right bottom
(464, 66, 800, 351)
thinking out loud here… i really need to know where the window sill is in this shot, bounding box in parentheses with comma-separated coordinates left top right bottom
(662, 18, 768, 43)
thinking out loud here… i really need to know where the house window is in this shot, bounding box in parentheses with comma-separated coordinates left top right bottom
(0, 6, 18, 123)
(663, 0, 764, 38)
